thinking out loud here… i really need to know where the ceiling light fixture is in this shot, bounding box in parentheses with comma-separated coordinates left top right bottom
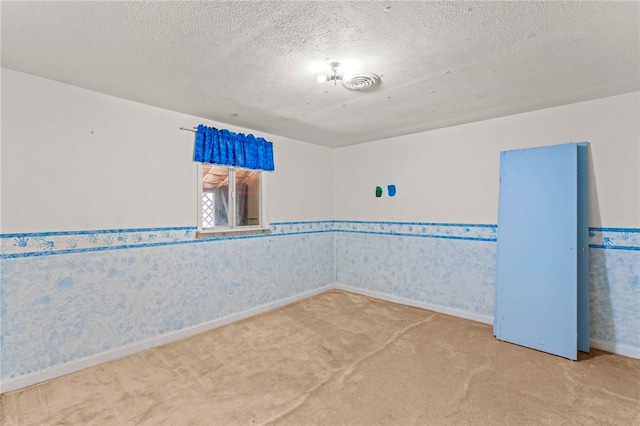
(314, 61, 381, 91)
(316, 62, 345, 85)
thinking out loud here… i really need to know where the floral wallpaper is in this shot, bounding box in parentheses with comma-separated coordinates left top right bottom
(334, 222, 639, 352)
(0, 222, 334, 381)
(0, 221, 638, 383)
(588, 228, 640, 349)
(334, 222, 497, 317)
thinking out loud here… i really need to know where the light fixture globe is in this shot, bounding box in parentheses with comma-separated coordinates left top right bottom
(316, 62, 344, 85)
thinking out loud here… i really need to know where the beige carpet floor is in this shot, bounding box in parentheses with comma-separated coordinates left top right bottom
(2, 289, 639, 425)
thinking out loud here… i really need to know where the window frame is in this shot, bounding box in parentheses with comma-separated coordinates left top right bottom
(197, 162, 270, 237)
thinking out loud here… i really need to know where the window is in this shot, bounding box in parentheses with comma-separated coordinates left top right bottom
(198, 163, 267, 234)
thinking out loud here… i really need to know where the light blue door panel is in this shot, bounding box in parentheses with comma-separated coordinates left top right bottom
(495, 143, 584, 360)
(576, 143, 590, 353)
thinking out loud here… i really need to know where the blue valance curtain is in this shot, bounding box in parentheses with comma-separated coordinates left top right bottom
(193, 124, 275, 171)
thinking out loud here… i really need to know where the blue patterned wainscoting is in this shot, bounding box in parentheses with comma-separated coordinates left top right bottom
(334, 222, 640, 357)
(1, 221, 638, 389)
(334, 222, 498, 322)
(0, 222, 334, 387)
(588, 228, 640, 353)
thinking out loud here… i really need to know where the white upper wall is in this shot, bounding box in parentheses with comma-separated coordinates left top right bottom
(334, 92, 640, 228)
(3, 68, 637, 232)
(1, 69, 334, 233)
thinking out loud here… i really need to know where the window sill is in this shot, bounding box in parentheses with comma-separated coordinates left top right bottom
(196, 227, 272, 240)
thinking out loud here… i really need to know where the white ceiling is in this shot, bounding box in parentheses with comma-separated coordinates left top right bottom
(2, 1, 639, 148)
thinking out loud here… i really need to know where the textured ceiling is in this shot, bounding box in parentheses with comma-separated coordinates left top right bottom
(2, 1, 639, 148)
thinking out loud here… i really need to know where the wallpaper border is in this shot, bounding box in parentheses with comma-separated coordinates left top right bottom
(2, 221, 638, 259)
(0, 222, 334, 259)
